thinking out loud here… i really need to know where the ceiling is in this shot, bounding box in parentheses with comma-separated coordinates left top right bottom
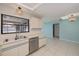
(1, 3, 79, 20)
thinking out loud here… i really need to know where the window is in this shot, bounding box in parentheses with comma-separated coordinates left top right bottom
(1, 14, 29, 34)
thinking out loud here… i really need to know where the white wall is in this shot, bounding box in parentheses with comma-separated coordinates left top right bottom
(0, 5, 42, 45)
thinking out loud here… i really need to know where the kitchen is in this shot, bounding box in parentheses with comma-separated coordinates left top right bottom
(0, 3, 47, 56)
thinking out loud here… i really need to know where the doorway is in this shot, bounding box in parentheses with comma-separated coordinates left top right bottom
(53, 23, 59, 39)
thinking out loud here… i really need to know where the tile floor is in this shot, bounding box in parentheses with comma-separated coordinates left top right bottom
(30, 38, 79, 56)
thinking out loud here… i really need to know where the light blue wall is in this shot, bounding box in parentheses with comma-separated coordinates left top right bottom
(41, 17, 57, 39)
(60, 17, 79, 42)
(42, 22, 53, 39)
(42, 17, 79, 43)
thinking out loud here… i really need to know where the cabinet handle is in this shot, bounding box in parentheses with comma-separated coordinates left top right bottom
(5, 39, 8, 42)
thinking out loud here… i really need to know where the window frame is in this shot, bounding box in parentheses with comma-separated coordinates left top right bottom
(1, 14, 30, 34)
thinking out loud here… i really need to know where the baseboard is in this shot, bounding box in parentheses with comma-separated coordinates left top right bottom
(60, 39, 79, 44)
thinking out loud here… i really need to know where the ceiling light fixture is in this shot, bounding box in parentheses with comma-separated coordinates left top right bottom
(16, 7, 23, 15)
(68, 14, 76, 22)
(60, 13, 76, 22)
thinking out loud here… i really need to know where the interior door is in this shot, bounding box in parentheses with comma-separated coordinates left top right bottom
(53, 23, 59, 38)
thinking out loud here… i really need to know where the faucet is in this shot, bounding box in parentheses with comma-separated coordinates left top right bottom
(15, 33, 19, 40)
(15, 33, 27, 40)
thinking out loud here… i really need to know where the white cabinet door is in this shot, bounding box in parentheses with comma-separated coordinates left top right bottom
(18, 43, 29, 56)
(1, 43, 29, 56)
(2, 47, 18, 56)
(39, 39, 47, 48)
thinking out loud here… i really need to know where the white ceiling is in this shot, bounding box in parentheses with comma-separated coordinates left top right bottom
(22, 3, 39, 9)
(1, 3, 79, 20)
(17, 3, 79, 20)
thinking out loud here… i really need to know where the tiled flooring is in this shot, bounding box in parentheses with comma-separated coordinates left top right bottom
(30, 38, 79, 56)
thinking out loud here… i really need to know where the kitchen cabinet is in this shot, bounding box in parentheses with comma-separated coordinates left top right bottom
(1, 39, 29, 56)
(1, 47, 18, 56)
(0, 46, 2, 56)
(39, 38, 47, 48)
(18, 43, 29, 56)
(0, 36, 47, 56)
(1, 43, 29, 56)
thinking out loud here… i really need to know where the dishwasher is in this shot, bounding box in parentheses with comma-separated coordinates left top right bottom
(29, 37, 39, 54)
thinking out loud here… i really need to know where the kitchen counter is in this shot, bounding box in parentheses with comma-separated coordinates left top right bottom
(0, 33, 47, 56)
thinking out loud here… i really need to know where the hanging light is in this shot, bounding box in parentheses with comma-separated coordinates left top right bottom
(16, 7, 23, 15)
(68, 14, 76, 22)
(60, 13, 77, 22)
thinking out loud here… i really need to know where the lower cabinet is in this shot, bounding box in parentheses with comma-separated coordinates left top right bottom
(1, 47, 18, 56)
(1, 43, 29, 56)
(0, 38, 47, 56)
(18, 43, 29, 56)
(39, 38, 47, 48)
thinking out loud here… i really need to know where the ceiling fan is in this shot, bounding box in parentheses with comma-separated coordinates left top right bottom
(60, 13, 79, 22)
